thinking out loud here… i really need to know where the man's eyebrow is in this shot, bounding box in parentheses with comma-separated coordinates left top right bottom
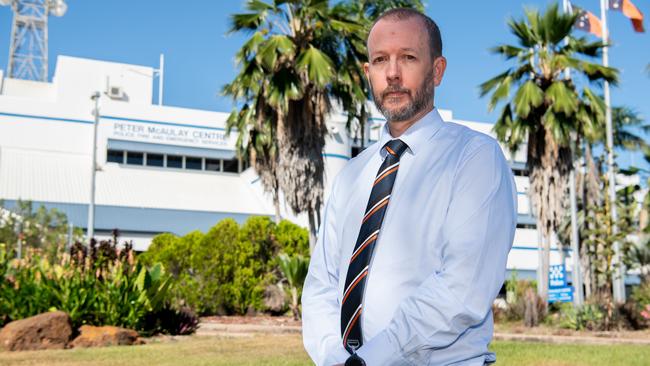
(369, 47, 419, 55)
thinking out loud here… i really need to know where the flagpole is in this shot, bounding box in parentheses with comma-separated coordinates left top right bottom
(563, 0, 585, 307)
(600, 0, 626, 303)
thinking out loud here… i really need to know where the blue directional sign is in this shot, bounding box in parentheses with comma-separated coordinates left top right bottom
(549, 287, 573, 303)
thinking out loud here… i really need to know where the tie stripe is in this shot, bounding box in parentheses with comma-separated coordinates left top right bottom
(349, 231, 379, 263)
(341, 139, 408, 354)
(342, 305, 363, 346)
(341, 266, 368, 305)
(374, 163, 400, 186)
(362, 195, 390, 223)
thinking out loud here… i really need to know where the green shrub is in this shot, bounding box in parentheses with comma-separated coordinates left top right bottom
(0, 241, 184, 335)
(275, 220, 309, 257)
(558, 302, 605, 331)
(228, 216, 276, 314)
(632, 280, 650, 307)
(193, 218, 240, 314)
(140, 231, 204, 311)
(139, 216, 311, 316)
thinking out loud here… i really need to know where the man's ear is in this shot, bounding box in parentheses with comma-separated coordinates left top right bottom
(363, 62, 370, 80)
(433, 56, 447, 86)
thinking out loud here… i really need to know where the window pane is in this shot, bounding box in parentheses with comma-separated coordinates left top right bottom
(146, 153, 164, 167)
(126, 152, 143, 165)
(186, 156, 202, 170)
(166, 155, 183, 168)
(223, 158, 239, 173)
(205, 159, 221, 172)
(107, 149, 124, 163)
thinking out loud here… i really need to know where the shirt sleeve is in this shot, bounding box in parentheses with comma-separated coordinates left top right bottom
(356, 140, 517, 366)
(302, 175, 350, 366)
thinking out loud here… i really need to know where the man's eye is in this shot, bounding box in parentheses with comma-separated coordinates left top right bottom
(373, 57, 386, 64)
(404, 55, 416, 60)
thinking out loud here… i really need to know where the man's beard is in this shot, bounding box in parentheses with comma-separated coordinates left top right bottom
(370, 69, 435, 123)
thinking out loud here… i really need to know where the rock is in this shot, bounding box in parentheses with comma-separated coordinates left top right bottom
(70, 325, 143, 348)
(0, 311, 73, 351)
(263, 284, 287, 314)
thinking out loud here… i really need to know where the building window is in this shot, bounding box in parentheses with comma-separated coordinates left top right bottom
(126, 152, 144, 165)
(516, 223, 536, 229)
(205, 158, 221, 172)
(105, 148, 243, 174)
(223, 158, 239, 173)
(146, 153, 164, 167)
(512, 167, 529, 177)
(107, 149, 124, 163)
(167, 155, 183, 168)
(185, 156, 203, 170)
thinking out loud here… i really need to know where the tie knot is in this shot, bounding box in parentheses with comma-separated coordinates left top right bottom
(384, 139, 408, 158)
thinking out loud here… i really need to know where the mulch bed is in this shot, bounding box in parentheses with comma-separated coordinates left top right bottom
(495, 322, 650, 340)
(201, 315, 301, 327)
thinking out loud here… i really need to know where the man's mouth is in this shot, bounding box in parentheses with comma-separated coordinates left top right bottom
(384, 91, 409, 98)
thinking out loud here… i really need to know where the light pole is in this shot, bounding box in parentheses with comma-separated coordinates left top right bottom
(599, 0, 626, 303)
(87, 91, 100, 241)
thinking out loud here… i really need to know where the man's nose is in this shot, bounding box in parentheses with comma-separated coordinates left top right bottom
(386, 58, 401, 82)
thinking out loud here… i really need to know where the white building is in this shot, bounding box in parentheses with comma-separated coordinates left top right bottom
(0, 55, 575, 282)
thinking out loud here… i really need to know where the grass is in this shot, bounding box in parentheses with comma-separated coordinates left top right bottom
(1, 334, 649, 366)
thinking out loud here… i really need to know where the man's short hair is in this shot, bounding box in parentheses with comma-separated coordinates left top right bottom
(370, 8, 443, 60)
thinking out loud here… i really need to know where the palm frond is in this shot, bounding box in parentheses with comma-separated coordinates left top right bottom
(513, 80, 544, 118)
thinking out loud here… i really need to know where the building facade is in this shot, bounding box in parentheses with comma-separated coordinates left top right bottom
(0, 55, 573, 281)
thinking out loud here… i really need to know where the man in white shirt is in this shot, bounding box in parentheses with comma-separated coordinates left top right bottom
(302, 8, 517, 366)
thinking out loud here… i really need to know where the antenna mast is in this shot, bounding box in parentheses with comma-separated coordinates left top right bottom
(1, 0, 67, 81)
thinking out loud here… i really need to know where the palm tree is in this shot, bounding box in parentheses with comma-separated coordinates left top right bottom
(223, 0, 422, 249)
(480, 3, 618, 300)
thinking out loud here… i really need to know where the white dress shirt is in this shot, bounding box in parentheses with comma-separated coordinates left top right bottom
(301, 108, 517, 366)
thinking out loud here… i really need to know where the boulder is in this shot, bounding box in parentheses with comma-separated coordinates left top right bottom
(69, 325, 142, 348)
(0, 311, 73, 351)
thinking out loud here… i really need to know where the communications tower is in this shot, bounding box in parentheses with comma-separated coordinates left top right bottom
(0, 0, 67, 81)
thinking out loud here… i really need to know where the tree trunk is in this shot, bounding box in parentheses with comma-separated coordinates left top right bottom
(273, 197, 281, 224)
(527, 126, 572, 302)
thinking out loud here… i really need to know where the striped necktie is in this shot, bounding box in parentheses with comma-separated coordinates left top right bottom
(341, 138, 409, 354)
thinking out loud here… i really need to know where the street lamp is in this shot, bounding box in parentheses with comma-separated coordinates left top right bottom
(87, 91, 101, 241)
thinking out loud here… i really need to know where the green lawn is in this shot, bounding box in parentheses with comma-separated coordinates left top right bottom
(0, 334, 648, 366)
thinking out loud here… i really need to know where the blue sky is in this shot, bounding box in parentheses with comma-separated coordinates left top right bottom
(0, 0, 648, 172)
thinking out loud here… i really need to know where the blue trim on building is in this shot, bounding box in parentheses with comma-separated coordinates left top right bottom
(323, 153, 350, 160)
(102, 115, 227, 132)
(0, 111, 233, 132)
(511, 246, 571, 252)
(0, 111, 92, 125)
(2, 200, 263, 236)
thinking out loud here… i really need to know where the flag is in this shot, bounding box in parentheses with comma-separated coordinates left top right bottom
(574, 8, 603, 37)
(609, 0, 645, 33)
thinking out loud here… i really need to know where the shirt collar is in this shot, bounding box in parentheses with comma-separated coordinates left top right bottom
(378, 108, 445, 156)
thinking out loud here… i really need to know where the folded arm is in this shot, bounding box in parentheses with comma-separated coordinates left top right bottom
(302, 177, 350, 366)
